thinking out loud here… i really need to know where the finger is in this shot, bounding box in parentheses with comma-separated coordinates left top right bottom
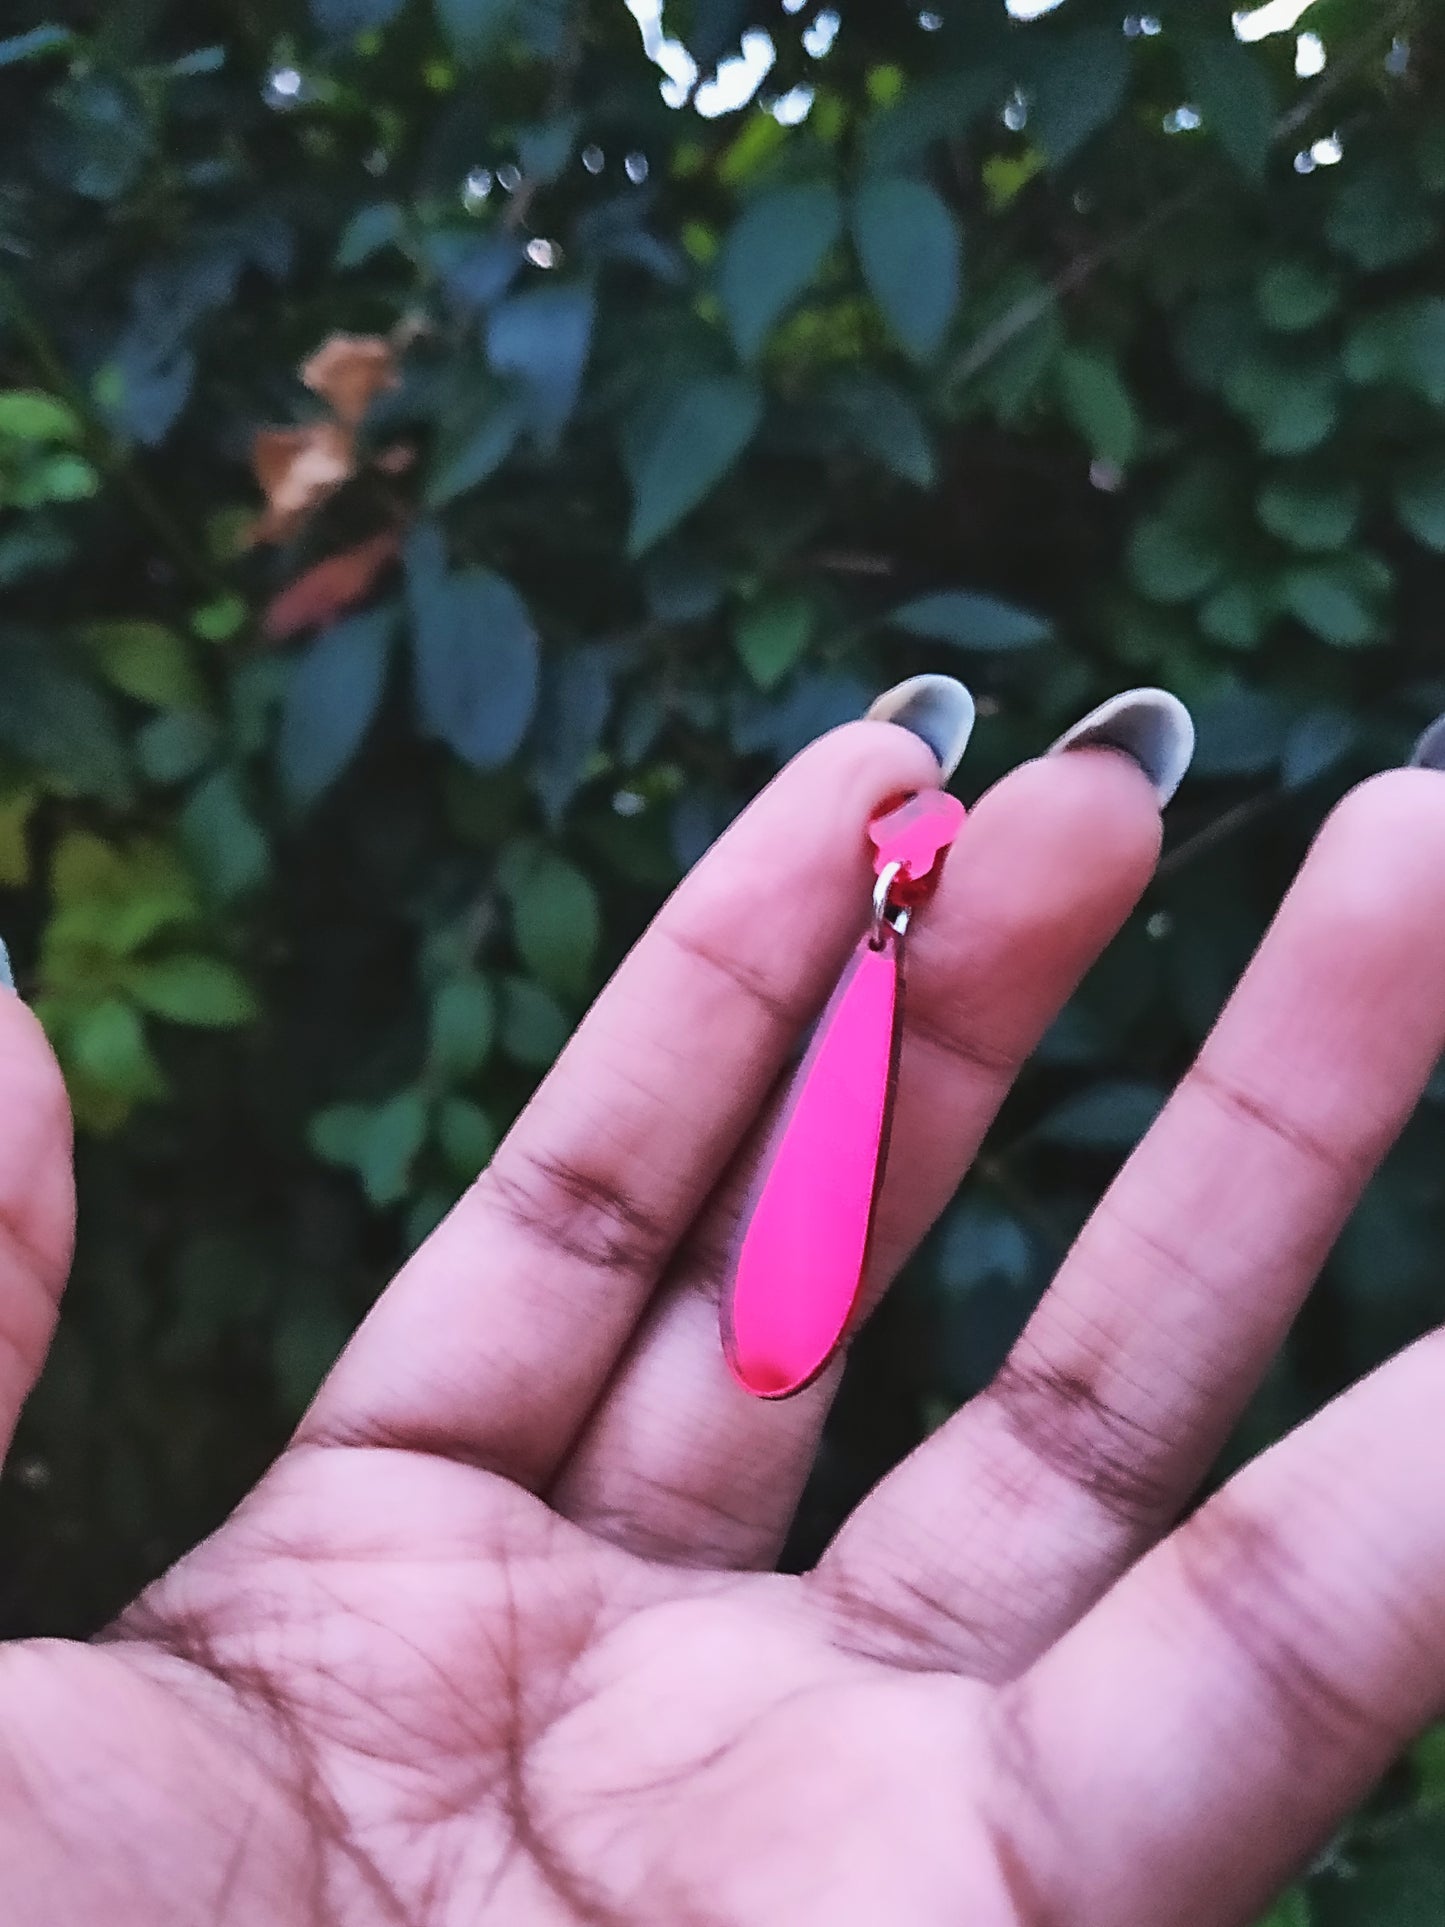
(550, 749, 1163, 1566)
(298, 720, 939, 1486)
(819, 769, 1445, 1675)
(988, 1329, 1445, 1927)
(0, 981, 75, 1461)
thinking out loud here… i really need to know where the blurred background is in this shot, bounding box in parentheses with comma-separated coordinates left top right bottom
(2, 0, 1444, 1915)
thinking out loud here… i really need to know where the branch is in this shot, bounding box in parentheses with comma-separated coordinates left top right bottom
(0, 273, 227, 601)
(948, 1, 1421, 393)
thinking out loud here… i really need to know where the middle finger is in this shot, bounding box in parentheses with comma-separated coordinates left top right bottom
(552, 745, 1165, 1565)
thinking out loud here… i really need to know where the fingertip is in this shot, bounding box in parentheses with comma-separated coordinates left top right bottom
(787, 717, 949, 813)
(974, 746, 1166, 885)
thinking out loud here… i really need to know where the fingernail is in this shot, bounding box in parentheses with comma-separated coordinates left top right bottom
(1047, 688, 1196, 807)
(1410, 715, 1445, 770)
(0, 940, 13, 993)
(866, 674, 976, 781)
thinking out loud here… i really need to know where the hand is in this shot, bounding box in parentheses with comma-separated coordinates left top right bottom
(3, 720, 1445, 1927)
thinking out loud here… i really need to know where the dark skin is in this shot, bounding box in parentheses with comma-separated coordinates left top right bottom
(0, 722, 1443, 1924)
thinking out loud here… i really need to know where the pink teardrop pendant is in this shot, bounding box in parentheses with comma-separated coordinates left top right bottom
(722, 790, 966, 1399)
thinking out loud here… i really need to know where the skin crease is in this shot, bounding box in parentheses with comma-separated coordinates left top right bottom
(3, 725, 1445, 1924)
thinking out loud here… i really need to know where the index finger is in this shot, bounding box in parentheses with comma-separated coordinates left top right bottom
(297, 718, 938, 1487)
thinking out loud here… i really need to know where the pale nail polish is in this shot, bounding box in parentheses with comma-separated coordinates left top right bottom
(0, 940, 13, 993)
(1047, 688, 1195, 807)
(866, 674, 976, 781)
(1410, 714, 1445, 771)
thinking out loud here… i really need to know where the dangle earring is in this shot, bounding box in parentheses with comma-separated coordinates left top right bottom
(722, 788, 967, 1399)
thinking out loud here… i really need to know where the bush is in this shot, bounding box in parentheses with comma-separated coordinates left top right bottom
(2, 0, 1445, 1910)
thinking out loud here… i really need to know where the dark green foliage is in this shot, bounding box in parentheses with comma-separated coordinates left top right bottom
(1, 2, 1444, 1912)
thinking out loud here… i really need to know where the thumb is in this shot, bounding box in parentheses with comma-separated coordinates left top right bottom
(0, 954, 75, 1464)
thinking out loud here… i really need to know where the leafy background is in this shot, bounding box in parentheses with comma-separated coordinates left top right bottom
(2, 0, 1445, 1914)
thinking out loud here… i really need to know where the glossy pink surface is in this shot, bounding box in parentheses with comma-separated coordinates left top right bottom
(723, 935, 901, 1399)
(867, 791, 967, 904)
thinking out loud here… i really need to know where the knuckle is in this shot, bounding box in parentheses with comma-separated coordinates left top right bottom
(978, 1342, 1176, 1534)
(1169, 1492, 1395, 1765)
(479, 1148, 675, 1279)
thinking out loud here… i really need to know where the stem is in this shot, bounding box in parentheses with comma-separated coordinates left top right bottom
(0, 273, 227, 601)
(948, 0, 1422, 393)
(1157, 790, 1281, 882)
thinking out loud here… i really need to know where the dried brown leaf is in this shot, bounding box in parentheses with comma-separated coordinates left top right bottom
(301, 334, 401, 429)
(262, 530, 402, 642)
(249, 422, 357, 545)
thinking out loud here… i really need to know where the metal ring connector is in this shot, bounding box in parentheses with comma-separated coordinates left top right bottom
(870, 861, 912, 949)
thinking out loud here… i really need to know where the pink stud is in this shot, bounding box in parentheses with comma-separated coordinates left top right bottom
(867, 791, 967, 906)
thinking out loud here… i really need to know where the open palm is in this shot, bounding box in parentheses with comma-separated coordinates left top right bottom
(4, 720, 1445, 1926)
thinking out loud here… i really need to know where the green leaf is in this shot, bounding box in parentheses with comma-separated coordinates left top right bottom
(137, 711, 218, 786)
(625, 377, 763, 555)
(1224, 356, 1338, 456)
(1028, 30, 1130, 167)
(16, 451, 97, 505)
(309, 1103, 371, 1166)
(1035, 1079, 1166, 1150)
(1255, 1890, 1309, 1927)
(518, 116, 579, 186)
(507, 853, 600, 1000)
(67, 998, 167, 1104)
(889, 591, 1051, 650)
(1178, 33, 1276, 179)
(499, 974, 571, 1066)
(191, 594, 248, 643)
(278, 608, 396, 808)
(180, 770, 268, 902)
(434, 0, 516, 64)
(1282, 707, 1358, 791)
(428, 972, 495, 1079)
(0, 391, 81, 442)
(0, 786, 36, 886)
(486, 282, 595, 451)
(127, 956, 257, 1028)
(735, 597, 813, 690)
(1283, 562, 1386, 648)
(1256, 476, 1361, 552)
(1199, 579, 1276, 652)
(851, 177, 962, 364)
(532, 644, 615, 825)
(77, 622, 208, 713)
(40, 74, 152, 202)
(426, 390, 527, 507)
(1057, 348, 1139, 468)
(1326, 159, 1437, 272)
(1128, 518, 1223, 605)
(406, 537, 540, 770)
(437, 1095, 498, 1177)
(1396, 458, 1445, 552)
(0, 519, 72, 585)
(312, 0, 405, 32)
(824, 373, 935, 488)
(0, 25, 74, 65)
(0, 633, 131, 803)
(863, 66, 1004, 173)
(335, 201, 405, 268)
(357, 1090, 429, 1207)
(1344, 300, 1445, 402)
(718, 182, 843, 363)
(938, 1197, 1033, 1295)
(1257, 260, 1340, 334)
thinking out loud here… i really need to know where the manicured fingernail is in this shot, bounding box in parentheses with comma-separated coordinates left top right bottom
(1047, 688, 1195, 807)
(866, 674, 976, 781)
(0, 940, 13, 993)
(1410, 715, 1445, 771)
